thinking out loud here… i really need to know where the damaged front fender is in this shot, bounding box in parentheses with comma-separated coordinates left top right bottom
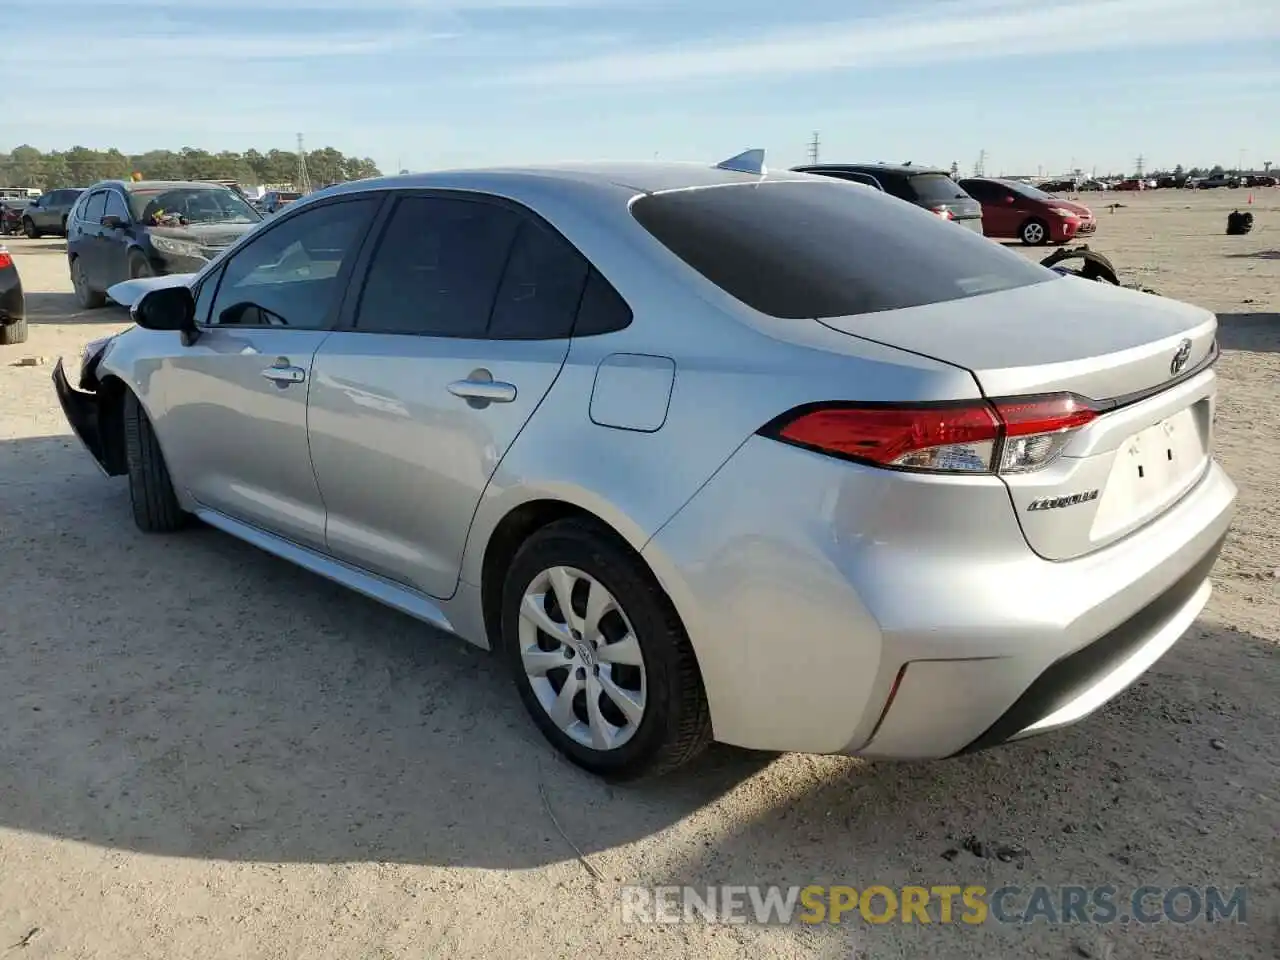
(53, 336, 128, 477)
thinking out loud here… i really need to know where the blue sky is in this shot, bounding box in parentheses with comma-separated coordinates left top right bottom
(5, 0, 1279, 177)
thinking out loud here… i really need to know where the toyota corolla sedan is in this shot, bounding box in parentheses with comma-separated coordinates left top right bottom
(51, 153, 1235, 780)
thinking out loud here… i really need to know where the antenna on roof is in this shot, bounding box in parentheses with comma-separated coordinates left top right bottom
(714, 148, 767, 176)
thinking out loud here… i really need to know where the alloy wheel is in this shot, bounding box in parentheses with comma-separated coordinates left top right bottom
(1023, 221, 1046, 244)
(519, 565, 647, 750)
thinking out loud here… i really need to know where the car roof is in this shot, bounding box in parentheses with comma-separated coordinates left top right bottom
(318, 161, 816, 204)
(87, 179, 239, 192)
(793, 163, 951, 178)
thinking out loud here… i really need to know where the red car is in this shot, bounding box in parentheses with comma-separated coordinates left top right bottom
(958, 177, 1097, 246)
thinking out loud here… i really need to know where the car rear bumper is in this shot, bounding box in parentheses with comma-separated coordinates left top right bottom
(52, 358, 114, 476)
(643, 434, 1236, 757)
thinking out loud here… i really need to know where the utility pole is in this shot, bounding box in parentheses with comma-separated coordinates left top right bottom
(1135, 153, 1145, 179)
(973, 149, 986, 177)
(296, 133, 313, 194)
(807, 131, 820, 165)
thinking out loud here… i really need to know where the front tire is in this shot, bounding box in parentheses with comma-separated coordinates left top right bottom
(123, 391, 189, 533)
(70, 257, 106, 309)
(1019, 218, 1050, 246)
(22, 217, 38, 239)
(500, 518, 711, 780)
(128, 251, 155, 279)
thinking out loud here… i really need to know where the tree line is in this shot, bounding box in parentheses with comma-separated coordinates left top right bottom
(0, 145, 382, 191)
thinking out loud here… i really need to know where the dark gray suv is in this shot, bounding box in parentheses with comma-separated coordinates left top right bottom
(21, 188, 85, 238)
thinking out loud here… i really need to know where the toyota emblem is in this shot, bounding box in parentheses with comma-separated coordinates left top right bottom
(1170, 339, 1192, 376)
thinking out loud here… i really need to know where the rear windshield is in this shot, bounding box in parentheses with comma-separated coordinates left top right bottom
(630, 180, 1055, 319)
(906, 173, 970, 203)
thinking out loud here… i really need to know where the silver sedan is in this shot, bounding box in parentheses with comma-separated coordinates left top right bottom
(53, 152, 1236, 779)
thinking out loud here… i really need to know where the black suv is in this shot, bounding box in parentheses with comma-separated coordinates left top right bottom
(66, 179, 263, 308)
(792, 163, 984, 233)
(20, 188, 85, 238)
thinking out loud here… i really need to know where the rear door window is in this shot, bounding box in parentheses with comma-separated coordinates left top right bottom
(960, 180, 998, 203)
(630, 180, 1054, 320)
(488, 220, 589, 340)
(907, 174, 970, 204)
(82, 191, 107, 224)
(355, 195, 520, 337)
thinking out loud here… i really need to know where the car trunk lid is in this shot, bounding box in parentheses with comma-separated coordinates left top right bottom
(818, 277, 1219, 559)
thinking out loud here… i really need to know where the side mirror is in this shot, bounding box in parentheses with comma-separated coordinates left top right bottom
(101, 215, 127, 229)
(1003, 195, 1015, 204)
(133, 286, 199, 345)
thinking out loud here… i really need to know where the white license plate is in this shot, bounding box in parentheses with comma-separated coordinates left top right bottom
(1092, 406, 1207, 538)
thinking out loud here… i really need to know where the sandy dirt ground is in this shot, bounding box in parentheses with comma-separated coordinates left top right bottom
(0, 189, 1277, 960)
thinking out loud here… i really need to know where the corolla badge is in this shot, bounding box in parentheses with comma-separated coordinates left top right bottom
(1027, 490, 1100, 511)
(1170, 338, 1193, 376)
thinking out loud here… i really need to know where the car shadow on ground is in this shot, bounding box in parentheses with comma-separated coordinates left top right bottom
(1216, 312, 1280, 353)
(1223, 250, 1280, 260)
(24, 291, 128, 325)
(0, 434, 1275, 951)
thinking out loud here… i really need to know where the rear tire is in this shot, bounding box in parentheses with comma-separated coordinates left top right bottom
(123, 391, 189, 533)
(22, 217, 38, 239)
(500, 517, 711, 781)
(1019, 218, 1050, 246)
(71, 257, 106, 309)
(0, 319, 28, 345)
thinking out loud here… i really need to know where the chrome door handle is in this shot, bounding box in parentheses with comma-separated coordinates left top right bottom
(262, 362, 306, 384)
(447, 370, 517, 404)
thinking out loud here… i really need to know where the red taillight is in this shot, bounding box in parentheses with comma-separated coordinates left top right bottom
(929, 205, 954, 220)
(761, 394, 1100, 475)
(0, 250, 12, 269)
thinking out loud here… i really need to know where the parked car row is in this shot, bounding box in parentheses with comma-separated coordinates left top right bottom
(48, 160, 1107, 309)
(794, 163, 1096, 247)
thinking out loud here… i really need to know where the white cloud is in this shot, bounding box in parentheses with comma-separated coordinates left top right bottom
(499, 0, 1280, 86)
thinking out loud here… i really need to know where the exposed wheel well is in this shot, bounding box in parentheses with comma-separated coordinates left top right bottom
(479, 500, 648, 649)
(97, 375, 129, 475)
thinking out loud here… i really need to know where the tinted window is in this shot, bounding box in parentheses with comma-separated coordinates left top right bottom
(193, 264, 224, 325)
(1005, 181, 1058, 202)
(488, 221, 589, 340)
(906, 174, 969, 204)
(630, 180, 1054, 320)
(356, 196, 520, 337)
(574, 268, 633, 336)
(959, 180, 998, 203)
(82, 191, 107, 223)
(104, 191, 129, 220)
(806, 170, 884, 190)
(209, 198, 375, 329)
